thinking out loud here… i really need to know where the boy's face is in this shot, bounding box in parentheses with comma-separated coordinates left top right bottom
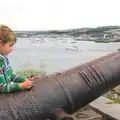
(0, 42, 14, 56)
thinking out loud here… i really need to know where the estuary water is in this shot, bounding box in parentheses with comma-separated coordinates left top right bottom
(9, 37, 119, 74)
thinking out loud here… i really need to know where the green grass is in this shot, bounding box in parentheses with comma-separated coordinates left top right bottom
(15, 62, 46, 78)
(16, 68, 46, 78)
(106, 95, 120, 104)
(105, 90, 120, 104)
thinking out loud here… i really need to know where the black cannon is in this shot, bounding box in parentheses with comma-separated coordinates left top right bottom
(0, 51, 120, 120)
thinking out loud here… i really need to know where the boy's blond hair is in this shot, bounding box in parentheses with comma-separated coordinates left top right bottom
(0, 24, 16, 44)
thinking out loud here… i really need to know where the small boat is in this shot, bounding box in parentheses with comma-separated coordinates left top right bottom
(94, 40, 110, 43)
(66, 46, 79, 51)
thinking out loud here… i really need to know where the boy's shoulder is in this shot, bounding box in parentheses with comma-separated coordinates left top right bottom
(0, 54, 5, 61)
(0, 54, 9, 63)
(0, 55, 5, 67)
(0, 55, 10, 68)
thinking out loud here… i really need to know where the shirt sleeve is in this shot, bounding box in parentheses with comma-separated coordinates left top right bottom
(11, 73, 25, 83)
(6, 57, 25, 83)
(0, 60, 21, 92)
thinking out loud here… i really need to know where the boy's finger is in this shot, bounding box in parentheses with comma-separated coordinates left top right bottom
(29, 76, 40, 81)
(34, 76, 40, 79)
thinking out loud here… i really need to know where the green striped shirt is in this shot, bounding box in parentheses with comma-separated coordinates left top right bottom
(0, 54, 25, 92)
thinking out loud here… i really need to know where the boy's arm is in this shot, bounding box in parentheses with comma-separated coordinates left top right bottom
(11, 72, 25, 83)
(0, 61, 21, 92)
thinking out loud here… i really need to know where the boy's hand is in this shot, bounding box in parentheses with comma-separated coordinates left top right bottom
(29, 76, 40, 81)
(19, 79, 33, 89)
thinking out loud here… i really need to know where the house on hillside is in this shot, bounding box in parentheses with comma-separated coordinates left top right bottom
(88, 33, 114, 40)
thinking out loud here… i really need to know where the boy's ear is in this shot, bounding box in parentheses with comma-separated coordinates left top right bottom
(0, 42, 5, 46)
(0, 43, 3, 47)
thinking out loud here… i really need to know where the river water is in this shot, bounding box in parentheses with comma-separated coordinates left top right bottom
(9, 37, 120, 74)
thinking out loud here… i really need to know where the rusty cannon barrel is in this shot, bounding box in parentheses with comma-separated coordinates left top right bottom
(0, 51, 120, 120)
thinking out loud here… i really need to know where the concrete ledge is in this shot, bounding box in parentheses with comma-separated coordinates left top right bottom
(89, 96, 120, 120)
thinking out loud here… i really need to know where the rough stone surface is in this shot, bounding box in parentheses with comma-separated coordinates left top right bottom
(73, 110, 102, 120)
(89, 96, 120, 120)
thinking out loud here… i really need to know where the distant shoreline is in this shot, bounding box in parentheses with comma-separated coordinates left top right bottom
(15, 25, 120, 43)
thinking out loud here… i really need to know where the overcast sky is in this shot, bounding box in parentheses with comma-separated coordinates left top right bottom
(0, 0, 120, 30)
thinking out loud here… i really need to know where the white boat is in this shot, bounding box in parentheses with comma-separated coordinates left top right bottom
(66, 46, 79, 51)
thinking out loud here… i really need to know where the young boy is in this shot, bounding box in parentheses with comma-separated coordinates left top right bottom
(0, 24, 38, 93)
